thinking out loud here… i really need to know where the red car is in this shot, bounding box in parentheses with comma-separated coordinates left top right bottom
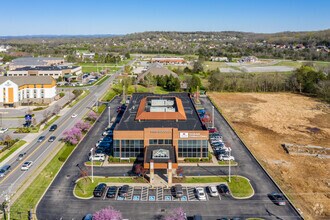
(208, 127, 218, 133)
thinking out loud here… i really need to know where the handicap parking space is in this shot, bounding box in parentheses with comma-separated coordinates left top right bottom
(186, 187, 198, 201)
(148, 188, 156, 201)
(163, 188, 172, 201)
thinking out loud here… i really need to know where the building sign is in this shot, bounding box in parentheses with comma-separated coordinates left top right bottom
(179, 132, 188, 138)
(150, 130, 171, 134)
(4, 81, 12, 87)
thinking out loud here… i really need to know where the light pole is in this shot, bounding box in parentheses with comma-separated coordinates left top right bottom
(212, 106, 215, 128)
(108, 106, 111, 128)
(90, 148, 94, 183)
(229, 148, 231, 183)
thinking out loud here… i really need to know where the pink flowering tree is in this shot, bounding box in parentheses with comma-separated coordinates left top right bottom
(86, 111, 98, 121)
(74, 120, 91, 132)
(63, 127, 83, 145)
(163, 207, 186, 220)
(93, 206, 122, 220)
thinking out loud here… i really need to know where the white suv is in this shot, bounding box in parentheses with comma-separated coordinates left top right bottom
(89, 154, 105, 161)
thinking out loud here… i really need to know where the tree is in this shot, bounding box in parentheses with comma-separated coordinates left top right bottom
(134, 164, 147, 177)
(93, 206, 122, 220)
(189, 74, 202, 92)
(292, 65, 326, 94)
(163, 207, 186, 220)
(53, 104, 61, 115)
(86, 111, 98, 121)
(124, 52, 130, 59)
(74, 121, 91, 132)
(192, 60, 204, 73)
(124, 65, 132, 75)
(4, 135, 12, 148)
(63, 127, 82, 145)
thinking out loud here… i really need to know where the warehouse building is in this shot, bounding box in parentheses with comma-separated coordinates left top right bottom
(9, 57, 64, 70)
(113, 93, 209, 172)
(0, 76, 56, 107)
(6, 65, 82, 79)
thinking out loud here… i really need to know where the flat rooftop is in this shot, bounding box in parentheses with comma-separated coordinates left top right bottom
(115, 93, 206, 131)
(13, 66, 80, 71)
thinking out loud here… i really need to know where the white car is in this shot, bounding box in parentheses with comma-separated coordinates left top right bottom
(89, 153, 105, 161)
(0, 128, 8, 134)
(218, 155, 235, 161)
(195, 187, 207, 201)
(71, 113, 78, 118)
(21, 161, 33, 171)
(208, 186, 219, 197)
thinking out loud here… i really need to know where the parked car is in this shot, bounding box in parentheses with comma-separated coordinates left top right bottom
(71, 113, 78, 118)
(96, 140, 111, 148)
(208, 127, 218, 133)
(102, 130, 113, 136)
(119, 185, 129, 197)
(195, 187, 207, 201)
(268, 192, 286, 206)
(48, 136, 56, 142)
(207, 186, 219, 197)
(217, 184, 230, 195)
(218, 155, 234, 161)
(83, 214, 93, 220)
(49, 124, 58, 131)
(89, 153, 105, 161)
(93, 183, 107, 197)
(17, 152, 26, 161)
(171, 184, 183, 198)
(0, 165, 11, 177)
(0, 128, 8, 133)
(37, 136, 45, 142)
(102, 136, 112, 142)
(106, 186, 118, 198)
(21, 161, 33, 171)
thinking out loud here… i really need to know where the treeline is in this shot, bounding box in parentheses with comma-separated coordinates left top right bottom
(208, 65, 330, 102)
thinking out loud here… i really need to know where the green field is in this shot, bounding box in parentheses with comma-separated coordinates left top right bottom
(74, 177, 148, 198)
(203, 61, 229, 70)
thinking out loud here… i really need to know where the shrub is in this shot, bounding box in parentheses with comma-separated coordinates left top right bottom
(59, 92, 65, 98)
(183, 158, 200, 163)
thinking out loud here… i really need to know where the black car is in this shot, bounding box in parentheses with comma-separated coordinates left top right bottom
(48, 136, 56, 142)
(37, 136, 45, 142)
(268, 192, 286, 206)
(93, 183, 107, 197)
(49, 124, 57, 131)
(119, 185, 129, 197)
(171, 184, 183, 198)
(106, 186, 118, 198)
(217, 184, 230, 195)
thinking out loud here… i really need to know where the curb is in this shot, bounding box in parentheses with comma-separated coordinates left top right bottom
(207, 95, 303, 218)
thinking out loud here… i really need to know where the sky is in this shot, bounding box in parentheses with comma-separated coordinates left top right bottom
(1, 0, 330, 36)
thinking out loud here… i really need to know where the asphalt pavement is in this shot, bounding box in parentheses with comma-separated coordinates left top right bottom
(35, 96, 302, 220)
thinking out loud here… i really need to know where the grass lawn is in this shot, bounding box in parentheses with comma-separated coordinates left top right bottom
(0, 140, 27, 163)
(92, 104, 106, 114)
(10, 143, 75, 219)
(74, 176, 148, 198)
(204, 61, 228, 70)
(274, 60, 302, 68)
(84, 161, 103, 166)
(43, 115, 60, 131)
(218, 161, 238, 166)
(101, 89, 117, 102)
(94, 75, 110, 86)
(173, 176, 253, 198)
(69, 90, 90, 107)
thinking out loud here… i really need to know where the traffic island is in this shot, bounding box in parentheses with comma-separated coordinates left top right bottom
(173, 175, 254, 199)
(73, 176, 148, 199)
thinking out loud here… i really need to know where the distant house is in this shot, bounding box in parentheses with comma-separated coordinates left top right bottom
(150, 57, 185, 65)
(210, 56, 228, 62)
(238, 56, 258, 63)
(137, 63, 178, 81)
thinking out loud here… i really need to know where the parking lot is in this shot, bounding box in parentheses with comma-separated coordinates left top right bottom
(94, 185, 233, 202)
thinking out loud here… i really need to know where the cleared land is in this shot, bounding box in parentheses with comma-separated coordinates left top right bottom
(208, 92, 330, 220)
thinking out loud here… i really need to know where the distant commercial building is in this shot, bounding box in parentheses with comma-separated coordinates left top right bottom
(150, 57, 185, 65)
(137, 63, 178, 82)
(210, 56, 229, 62)
(238, 56, 258, 63)
(0, 76, 56, 107)
(9, 57, 64, 70)
(7, 66, 82, 79)
(113, 93, 208, 170)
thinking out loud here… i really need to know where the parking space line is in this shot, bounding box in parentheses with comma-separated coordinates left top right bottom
(156, 187, 163, 201)
(102, 187, 108, 200)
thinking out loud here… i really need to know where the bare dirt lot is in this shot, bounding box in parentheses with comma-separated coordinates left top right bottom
(208, 92, 330, 220)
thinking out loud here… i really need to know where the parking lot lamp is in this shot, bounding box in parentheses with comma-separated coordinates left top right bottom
(108, 106, 111, 128)
(212, 106, 215, 128)
(90, 148, 94, 183)
(229, 148, 231, 183)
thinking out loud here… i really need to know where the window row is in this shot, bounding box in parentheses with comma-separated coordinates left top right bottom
(149, 139, 172, 145)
